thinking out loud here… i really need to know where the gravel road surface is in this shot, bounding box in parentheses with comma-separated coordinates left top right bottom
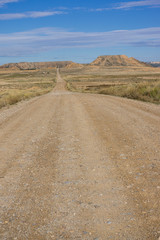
(0, 70, 160, 239)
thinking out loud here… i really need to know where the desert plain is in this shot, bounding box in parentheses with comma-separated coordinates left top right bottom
(0, 55, 160, 239)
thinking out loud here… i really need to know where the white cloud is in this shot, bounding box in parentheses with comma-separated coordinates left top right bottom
(0, 0, 19, 7)
(84, 0, 160, 12)
(89, 8, 110, 12)
(0, 11, 65, 20)
(28, 11, 64, 18)
(0, 27, 159, 57)
(113, 0, 160, 10)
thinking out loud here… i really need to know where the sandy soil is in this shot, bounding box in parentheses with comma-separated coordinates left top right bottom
(0, 69, 160, 240)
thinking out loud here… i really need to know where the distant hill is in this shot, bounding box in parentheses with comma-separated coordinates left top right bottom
(149, 62, 160, 68)
(90, 55, 150, 67)
(0, 55, 152, 70)
(0, 61, 82, 70)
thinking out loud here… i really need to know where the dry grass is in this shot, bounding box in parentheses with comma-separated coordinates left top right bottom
(98, 81, 160, 103)
(0, 69, 56, 109)
(61, 66, 160, 104)
(1, 66, 160, 107)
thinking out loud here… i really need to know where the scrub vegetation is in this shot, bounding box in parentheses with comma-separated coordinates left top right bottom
(0, 70, 56, 109)
(61, 67, 160, 104)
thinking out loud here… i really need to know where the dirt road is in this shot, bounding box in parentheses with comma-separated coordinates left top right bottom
(0, 69, 160, 240)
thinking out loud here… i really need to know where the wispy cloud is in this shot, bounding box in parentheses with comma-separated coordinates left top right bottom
(0, 27, 159, 57)
(76, 1, 160, 12)
(0, 0, 19, 7)
(0, 11, 65, 20)
(114, 0, 160, 9)
(51, 1, 160, 13)
(89, 8, 109, 12)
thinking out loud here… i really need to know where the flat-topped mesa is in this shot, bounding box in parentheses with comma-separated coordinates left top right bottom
(90, 55, 149, 67)
(0, 61, 82, 70)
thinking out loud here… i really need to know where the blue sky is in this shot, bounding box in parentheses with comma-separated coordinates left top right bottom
(0, 0, 160, 64)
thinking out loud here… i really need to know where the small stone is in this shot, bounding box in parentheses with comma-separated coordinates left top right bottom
(83, 231, 88, 235)
(94, 205, 100, 208)
(107, 221, 112, 224)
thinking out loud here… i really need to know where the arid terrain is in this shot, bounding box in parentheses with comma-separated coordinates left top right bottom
(0, 65, 160, 239)
(0, 55, 160, 239)
(1, 55, 160, 108)
(61, 60, 160, 104)
(0, 70, 56, 108)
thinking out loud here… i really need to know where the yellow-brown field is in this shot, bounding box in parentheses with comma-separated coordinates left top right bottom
(0, 69, 56, 108)
(0, 65, 160, 109)
(61, 66, 160, 103)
